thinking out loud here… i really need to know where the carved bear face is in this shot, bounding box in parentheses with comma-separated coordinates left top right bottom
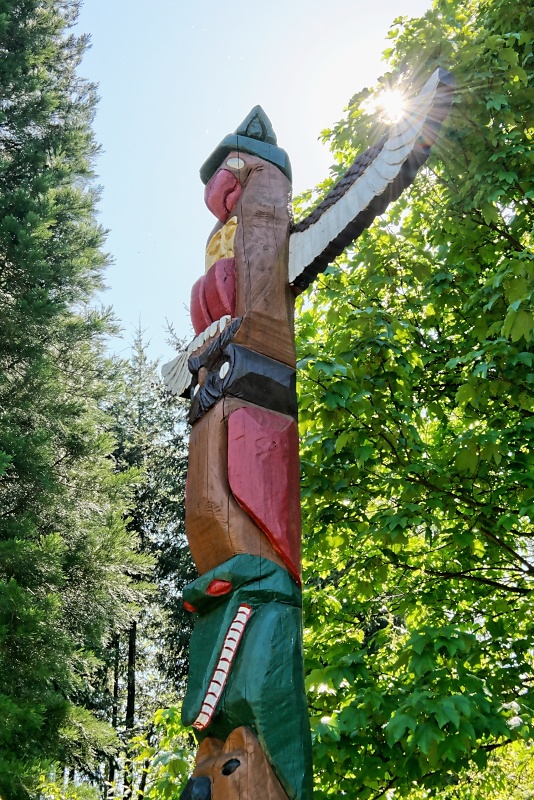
(181, 727, 288, 800)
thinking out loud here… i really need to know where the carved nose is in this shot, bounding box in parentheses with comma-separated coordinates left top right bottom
(180, 775, 211, 800)
(204, 168, 241, 222)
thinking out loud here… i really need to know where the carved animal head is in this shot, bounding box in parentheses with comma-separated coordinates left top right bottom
(180, 555, 301, 732)
(181, 727, 288, 800)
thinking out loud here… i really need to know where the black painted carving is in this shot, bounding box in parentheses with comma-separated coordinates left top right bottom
(188, 343, 297, 425)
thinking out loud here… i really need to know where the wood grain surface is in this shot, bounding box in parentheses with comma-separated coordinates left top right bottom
(227, 405, 301, 583)
(191, 727, 289, 800)
(228, 154, 296, 367)
(185, 397, 287, 575)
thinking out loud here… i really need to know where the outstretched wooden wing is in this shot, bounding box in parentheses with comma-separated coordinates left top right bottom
(288, 67, 455, 291)
(161, 347, 192, 397)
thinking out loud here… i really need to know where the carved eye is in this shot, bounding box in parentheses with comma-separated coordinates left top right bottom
(183, 600, 197, 613)
(221, 758, 240, 776)
(219, 362, 230, 380)
(226, 157, 244, 170)
(206, 579, 232, 596)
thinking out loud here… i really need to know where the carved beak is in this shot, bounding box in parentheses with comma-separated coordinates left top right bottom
(204, 168, 242, 222)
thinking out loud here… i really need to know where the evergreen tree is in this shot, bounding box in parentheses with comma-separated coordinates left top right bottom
(102, 332, 193, 797)
(0, 2, 149, 795)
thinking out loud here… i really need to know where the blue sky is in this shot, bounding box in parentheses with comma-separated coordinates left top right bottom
(76, 0, 432, 362)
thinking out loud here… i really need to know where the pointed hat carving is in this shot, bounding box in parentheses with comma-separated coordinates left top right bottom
(200, 105, 291, 185)
(237, 105, 278, 144)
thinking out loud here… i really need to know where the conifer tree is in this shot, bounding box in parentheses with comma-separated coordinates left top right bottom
(0, 2, 149, 795)
(102, 332, 193, 797)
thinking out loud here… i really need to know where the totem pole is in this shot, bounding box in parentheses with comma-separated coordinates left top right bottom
(163, 67, 454, 800)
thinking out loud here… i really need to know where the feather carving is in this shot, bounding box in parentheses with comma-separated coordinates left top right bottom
(288, 67, 455, 290)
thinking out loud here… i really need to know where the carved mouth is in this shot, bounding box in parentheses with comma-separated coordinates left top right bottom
(191, 314, 233, 355)
(193, 604, 252, 731)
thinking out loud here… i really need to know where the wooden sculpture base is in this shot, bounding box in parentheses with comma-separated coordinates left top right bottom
(182, 726, 289, 800)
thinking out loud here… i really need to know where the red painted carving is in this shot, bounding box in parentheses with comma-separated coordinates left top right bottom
(191, 259, 236, 335)
(190, 275, 213, 334)
(206, 579, 233, 596)
(205, 168, 242, 222)
(204, 258, 236, 319)
(227, 407, 301, 584)
(184, 600, 197, 613)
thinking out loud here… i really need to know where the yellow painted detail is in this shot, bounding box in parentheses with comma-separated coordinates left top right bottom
(205, 216, 238, 272)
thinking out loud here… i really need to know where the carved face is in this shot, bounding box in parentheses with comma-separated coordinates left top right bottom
(182, 553, 298, 616)
(204, 152, 266, 222)
(180, 727, 289, 800)
(181, 554, 300, 732)
(181, 554, 310, 800)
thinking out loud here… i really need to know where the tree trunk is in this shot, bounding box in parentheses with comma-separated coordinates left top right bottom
(123, 620, 137, 799)
(137, 759, 149, 800)
(107, 634, 120, 797)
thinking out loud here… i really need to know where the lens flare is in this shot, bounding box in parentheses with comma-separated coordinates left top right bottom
(376, 89, 406, 123)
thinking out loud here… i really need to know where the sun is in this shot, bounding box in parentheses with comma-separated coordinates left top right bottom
(376, 88, 406, 123)
(362, 87, 407, 124)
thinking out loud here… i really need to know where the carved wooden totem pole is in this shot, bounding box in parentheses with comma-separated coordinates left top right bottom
(163, 67, 454, 800)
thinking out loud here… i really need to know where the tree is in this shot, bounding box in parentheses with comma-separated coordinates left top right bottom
(295, 0, 534, 796)
(102, 331, 193, 798)
(0, 1, 148, 795)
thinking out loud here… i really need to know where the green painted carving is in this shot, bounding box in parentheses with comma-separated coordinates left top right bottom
(237, 105, 278, 144)
(199, 105, 292, 184)
(182, 554, 313, 800)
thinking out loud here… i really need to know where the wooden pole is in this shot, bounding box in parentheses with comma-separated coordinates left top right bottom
(164, 70, 455, 800)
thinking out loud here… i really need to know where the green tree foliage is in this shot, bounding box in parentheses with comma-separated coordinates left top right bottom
(0, 2, 148, 795)
(130, 707, 193, 800)
(295, 0, 534, 796)
(101, 333, 193, 797)
(107, 332, 193, 689)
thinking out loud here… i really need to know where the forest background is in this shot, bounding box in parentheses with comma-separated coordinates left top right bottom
(0, 0, 533, 799)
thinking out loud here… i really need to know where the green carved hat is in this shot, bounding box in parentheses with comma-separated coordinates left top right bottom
(199, 105, 292, 185)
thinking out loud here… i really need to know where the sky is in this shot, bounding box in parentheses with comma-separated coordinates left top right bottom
(75, 0, 433, 363)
